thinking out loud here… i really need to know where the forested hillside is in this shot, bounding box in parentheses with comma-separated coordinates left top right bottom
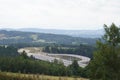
(0, 46, 18, 56)
(0, 30, 97, 45)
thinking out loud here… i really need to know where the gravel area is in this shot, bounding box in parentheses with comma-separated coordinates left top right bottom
(18, 47, 90, 68)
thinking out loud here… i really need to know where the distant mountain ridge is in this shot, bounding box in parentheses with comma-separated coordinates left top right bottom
(0, 30, 97, 45)
(18, 28, 104, 38)
(0, 28, 104, 38)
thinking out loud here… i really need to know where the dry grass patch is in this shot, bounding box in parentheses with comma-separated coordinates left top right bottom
(0, 72, 89, 80)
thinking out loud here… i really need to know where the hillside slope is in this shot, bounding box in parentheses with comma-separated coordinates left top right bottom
(0, 30, 97, 45)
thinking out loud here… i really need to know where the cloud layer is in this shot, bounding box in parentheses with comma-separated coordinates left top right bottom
(0, 0, 120, 29)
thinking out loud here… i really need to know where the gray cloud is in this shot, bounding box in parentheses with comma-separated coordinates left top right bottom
(0, 0, 120, 30)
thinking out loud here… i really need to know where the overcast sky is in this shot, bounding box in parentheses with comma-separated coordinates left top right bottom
(0, 0, 120, 30)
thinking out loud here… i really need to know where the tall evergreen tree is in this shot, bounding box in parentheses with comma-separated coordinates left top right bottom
(103, 23, 120, 46)
(88, 23, 120, 80)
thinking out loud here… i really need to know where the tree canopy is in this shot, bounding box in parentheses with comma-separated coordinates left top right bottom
(88, 23, 120, 80)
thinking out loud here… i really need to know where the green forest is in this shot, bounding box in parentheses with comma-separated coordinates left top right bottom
(42, 44, 95, 58)
(0, 46, 18, 56)
(0, 48, 87, 77)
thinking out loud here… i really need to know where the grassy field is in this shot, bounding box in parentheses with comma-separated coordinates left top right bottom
(0, 72, 89, 80)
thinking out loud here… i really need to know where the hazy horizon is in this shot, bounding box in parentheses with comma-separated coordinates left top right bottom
(0, 0, 120, 30)
(0, 27, 104, 30)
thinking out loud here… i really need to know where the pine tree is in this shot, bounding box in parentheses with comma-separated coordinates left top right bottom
(88, 23, 120, 80)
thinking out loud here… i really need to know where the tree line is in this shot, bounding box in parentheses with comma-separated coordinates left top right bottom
(0, 51, 87, 77)
(43, 44, 95, 58)
(0, 46, 18, 57)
